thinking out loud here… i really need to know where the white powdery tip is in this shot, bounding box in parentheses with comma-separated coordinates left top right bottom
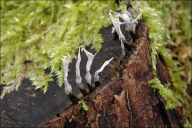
(75, 47, 82, 85)
(76, 48, 81, 64)
(105, 57, 113, 64)
(134, 0, 140, 11)
(108, 11, 112, 15)
(84, 48, 96, 86)
(61, 54, 72, 95)
(78, 47, 81, 56)
(94, 57, 113, 82)
(109, 10, 114, 13)
(108, 12, 116, 20)
(61, 54, 71, 63)
(76, 48, 81, 62)
(109, 11, 127, 42)
(136, 11, 143, 20)
(84, 48, 97, 57)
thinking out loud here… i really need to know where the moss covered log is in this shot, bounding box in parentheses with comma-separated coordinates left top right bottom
(1, 1, 191, 127)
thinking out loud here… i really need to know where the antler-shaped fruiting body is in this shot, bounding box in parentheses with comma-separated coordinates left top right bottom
(108, 0, 143, 55)
(109, 12, 126, 42)
(84, 49, 97, 92)
(62, 54, 72, 95)
(62, 54, 79, 103)
(75, 48, 88, 96)
(62, 48, 113, 104)
(94, 57, 113, 87)
(109, 12, 126, 55)
(110, 0, 133, 32)
(109, 0, 143, 33)
(127, 0, 139, 19)
(131, 11, 143, 33)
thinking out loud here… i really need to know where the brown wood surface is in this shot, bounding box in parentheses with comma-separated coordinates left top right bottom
(38, 20, 183, 128)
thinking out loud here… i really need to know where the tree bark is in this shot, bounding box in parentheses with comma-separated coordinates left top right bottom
(38, 20, 183, 128)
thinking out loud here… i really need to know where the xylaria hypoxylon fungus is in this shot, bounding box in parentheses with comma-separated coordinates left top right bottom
(62, 48, 113, 103)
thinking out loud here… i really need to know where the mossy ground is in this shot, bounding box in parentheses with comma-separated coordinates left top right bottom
(1, 1, 191, 127)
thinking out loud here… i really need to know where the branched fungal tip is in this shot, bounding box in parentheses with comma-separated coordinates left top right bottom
(94, 57, 113, 82)
(84, 49, 96, 86)
(134, 0, 140, 11)
(109, 0, 143, 54)
(61, 47, 114, 101)
(61, 54, 72, 95)
(75, 47, 83, 88)
(109, 12, 126, 42)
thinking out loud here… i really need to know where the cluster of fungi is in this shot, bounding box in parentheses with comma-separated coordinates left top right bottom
(62, 0, 142, 104)
(61, 48, 113, 103)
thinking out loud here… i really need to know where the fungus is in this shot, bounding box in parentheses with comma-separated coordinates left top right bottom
(94, 57, 113, 87)
(109, 0, 142, 33)
(75, 48, 88, 96)
(109, 12, 127, 43)
(127, 0, 140, 19)
(84, 48, 97, 92)
(62, 48, 114, 104)
(61, 54, 79, 103)
(109, 12, 126, 55)
(131, 11, 143, 33)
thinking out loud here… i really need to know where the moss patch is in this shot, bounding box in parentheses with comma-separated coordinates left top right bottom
(1, 1, 191, 126)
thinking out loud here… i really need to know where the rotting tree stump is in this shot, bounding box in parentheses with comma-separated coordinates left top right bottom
(38, 20, 184, 128)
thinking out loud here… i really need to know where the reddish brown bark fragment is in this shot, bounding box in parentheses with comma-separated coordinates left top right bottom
(38, 20, 183, 128)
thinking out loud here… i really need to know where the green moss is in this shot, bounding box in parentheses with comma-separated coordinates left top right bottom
(138, 1, 191, 126)
(1, 1, 118, 92)
(78, 100, 88, 111)
(69, 118, 72, 123)
(1, 1, 191, 126)
(149, 78, 182, 109)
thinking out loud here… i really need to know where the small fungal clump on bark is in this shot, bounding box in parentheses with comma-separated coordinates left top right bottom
(109, 0, 142, 55)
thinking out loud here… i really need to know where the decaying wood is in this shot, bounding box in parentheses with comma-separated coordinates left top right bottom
(38, 20, 183, 128)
